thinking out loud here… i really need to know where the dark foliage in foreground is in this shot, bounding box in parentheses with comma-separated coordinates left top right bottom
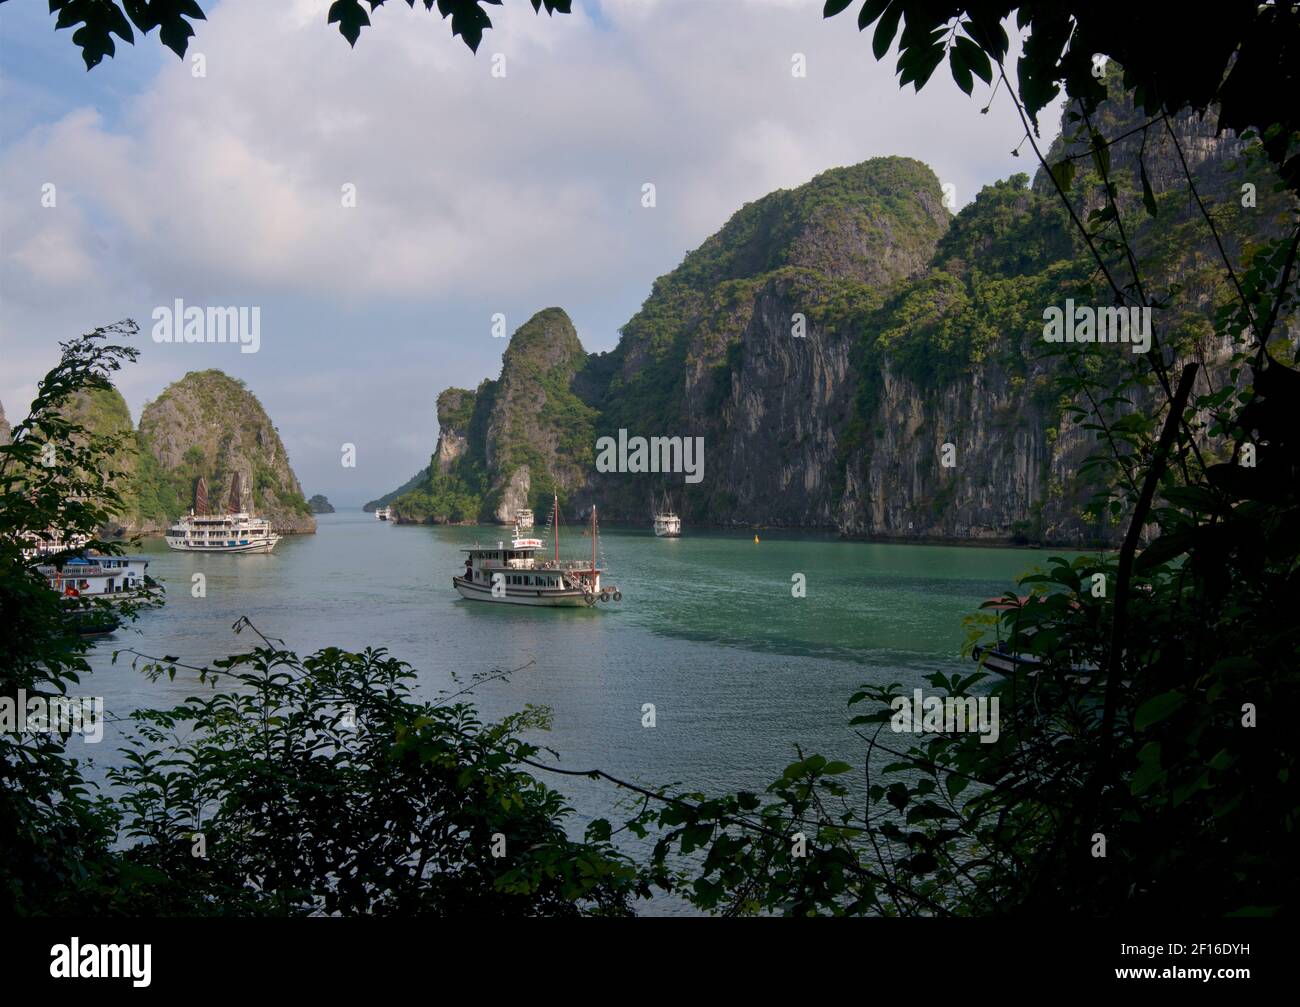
(624, 3, 1300, 916)
(1, 330, 642, 916)
(110, 635, 643, 916)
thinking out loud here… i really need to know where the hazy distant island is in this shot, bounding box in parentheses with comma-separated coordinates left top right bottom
(363, 468, 428, 514)
(308, 494, 335, 514)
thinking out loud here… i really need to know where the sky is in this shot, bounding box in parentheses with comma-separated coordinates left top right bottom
(0, 0, 1063, 507)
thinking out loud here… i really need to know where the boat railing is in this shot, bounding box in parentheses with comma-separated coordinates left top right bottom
(37, 563, 111, 578)
(472, 556, 597, 572)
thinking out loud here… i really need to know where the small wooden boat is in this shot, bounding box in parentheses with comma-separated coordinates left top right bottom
(972, 596, 1096, 677)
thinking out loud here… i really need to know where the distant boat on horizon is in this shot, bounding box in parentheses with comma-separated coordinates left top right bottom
(652, 491, 681, 538)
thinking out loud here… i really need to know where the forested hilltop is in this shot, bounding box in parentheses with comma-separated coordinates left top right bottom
(380, 74, 1294, 545)
(22, 370, 315, 536)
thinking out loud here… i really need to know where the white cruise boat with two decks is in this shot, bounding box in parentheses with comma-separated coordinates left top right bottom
(453, 495, 621, 608)
(165, 474, 280, 554)
(28, 545, 162, 635)
(35, 552, 154, 600)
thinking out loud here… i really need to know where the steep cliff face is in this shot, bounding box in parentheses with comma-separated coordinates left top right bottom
(389, 309, 596, 524)
(0, 399, 10, 445)
(380, 88, 1291, 542)
(483, 308, 595, 520)
(691, 274, 868, 527)
(586, 156, 949, 523)
(833, 80, 1289, 546)
(433, 388, 474, 473)
(136, 370, 315, 535)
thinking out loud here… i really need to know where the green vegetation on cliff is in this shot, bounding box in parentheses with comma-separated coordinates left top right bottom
(391, 382, 492, 523)
(598, 157, 949, 436)
(490, 308, 598, 514)
(125, 370, 314, 533)
(53, 385, 142, 526)
(392, 309, 596, 522)
(376, 104, 1291, 542)
(365, 467, 429, 512)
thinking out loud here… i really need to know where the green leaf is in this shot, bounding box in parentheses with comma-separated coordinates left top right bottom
(872, 2, 902, 60)
(1134, 530, 1193, 574)
(954, 35, 992, 85)
(328, 0, 371, 47)
(1135, 691, 1185, 731)
(1049, 159, 1076, 192)
(1131, 742, 1164, 795)
(858, 0, 890, 31)
(680, 823, 715, 854)
(948, 44, 974, 94)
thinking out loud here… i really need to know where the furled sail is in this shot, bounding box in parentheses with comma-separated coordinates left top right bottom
(228, 472, 243, 514)
(195, 476, 209, 516)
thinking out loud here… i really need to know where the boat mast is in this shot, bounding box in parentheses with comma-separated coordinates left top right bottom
(553, 491, 559, 565)
(591, 504, 596, 572)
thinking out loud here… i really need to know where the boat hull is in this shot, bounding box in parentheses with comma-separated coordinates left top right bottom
(63, 605, 122, 636)
(973, 644, 1029, 675)
(165, 537, 279, 554)
(453, 576, 595, 607)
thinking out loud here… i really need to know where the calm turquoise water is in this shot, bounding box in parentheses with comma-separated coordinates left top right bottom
(82, 511, 1079, 913)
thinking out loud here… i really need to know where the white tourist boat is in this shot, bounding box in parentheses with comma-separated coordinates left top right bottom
(375, 506, 393, 521)
(19, 529, 90, 563)
(515, 508, 534, 530)
(453, 495, 621, 608)
(652, 492, 682, 537)
(35, 552, 155, 601)
(165, 475, 280, 554)
(31, 549, 162, 635)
